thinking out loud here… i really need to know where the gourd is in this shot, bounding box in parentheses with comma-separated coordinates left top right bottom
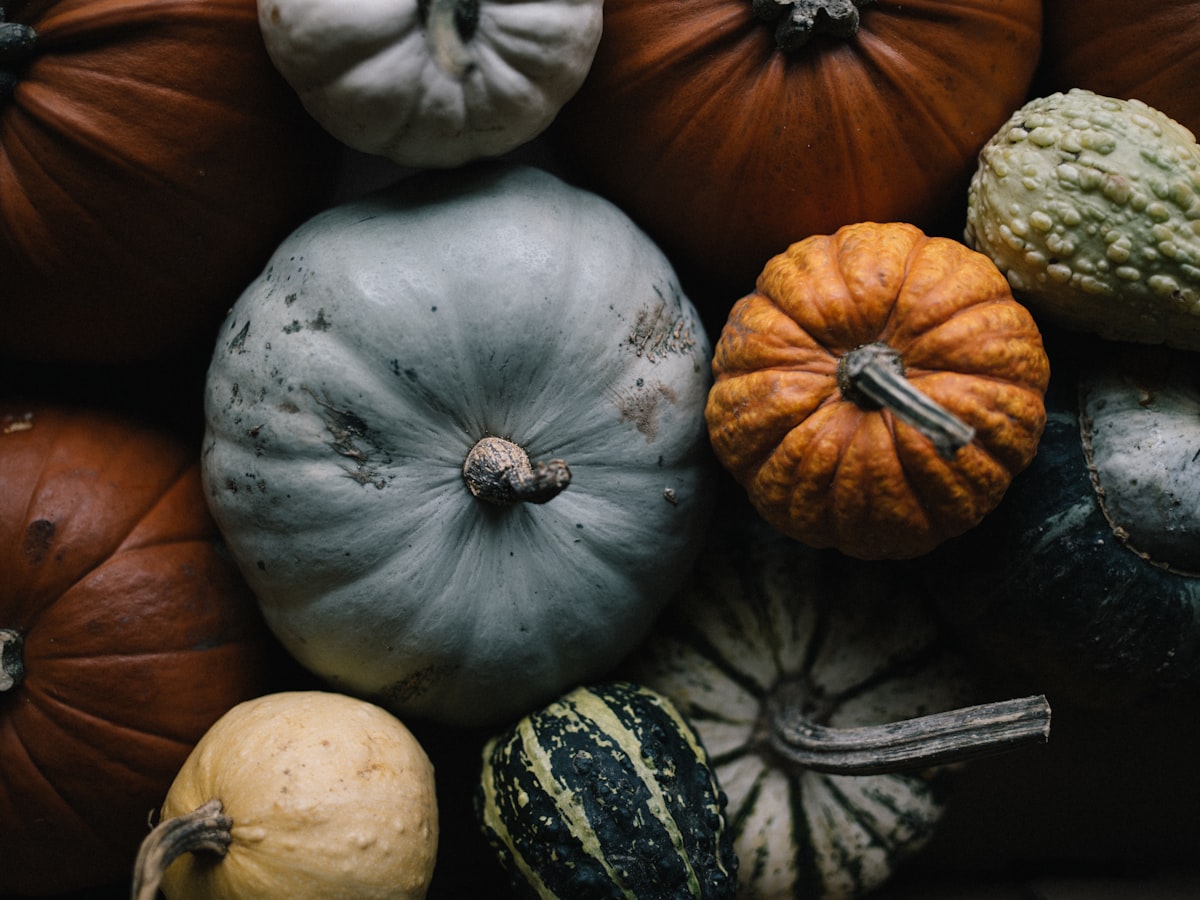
(550, 0, 1043, 289)
(0, 0, 337, 365)
(131, 690, 438, 900)
(1039, 1, 1200, 137)
(0, 404, 271, 896)
(620, 494, 1051, 900)
(476, 680, 738, 900)
(924, 341, 1200, 711)
(965, 89, 1200, 350)
(257, 0, 603, 169)
(705, 221, 1051, 560)
(201, 162, 715, 728)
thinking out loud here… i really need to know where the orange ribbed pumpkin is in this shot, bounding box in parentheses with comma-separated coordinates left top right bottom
(706, 222, 1051, 560)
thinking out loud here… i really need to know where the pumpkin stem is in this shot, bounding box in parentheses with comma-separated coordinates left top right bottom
(463, 436, 571, 506)
(0, 11, 37, 102)
(424, 0, 477, 79)
(131, 799, 233, 900)
(767, 688, 1051, 775)
(836, 342, 975, 459)
(0, 629, 24, 692)
(750, 0, 873, 52)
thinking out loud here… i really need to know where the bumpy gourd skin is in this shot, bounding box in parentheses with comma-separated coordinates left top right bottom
(159, 691, 438, 900)
(966, 89, 1200, 349)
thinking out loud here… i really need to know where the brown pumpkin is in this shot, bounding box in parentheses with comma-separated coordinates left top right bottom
(550, 0, 1042, 290)
(1038, 1, 1200, 138)
(0, 404, 272, 895)
(705, 221, 1050, 560)
(0, 0, 338, 365)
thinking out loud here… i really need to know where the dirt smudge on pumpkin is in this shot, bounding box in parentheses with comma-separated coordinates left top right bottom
(283, 308, 331, 334)
(22, 519, 56, 564)
(627, 287, 697, 362)
(612, 379, 677, 443)
(379, 663, 460, 706)
(304, 388, 392, 489)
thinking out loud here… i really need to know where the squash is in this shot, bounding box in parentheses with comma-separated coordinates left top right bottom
(965, 89, 1200, 350)
(476, 680, 738, 899)
(549, 0, 1043, 289)
(131, 690, 438, 900)
(257, 0, 603, 169)
(705, 221, 1051, 560)
(201, 161, 716, 728)
(1038, 0, 1200, 138)
(621, 494, 1050, 900)
(0, 404, 271, 896)
(0, 0, 338, 365)
(924, 341, 1200, 711)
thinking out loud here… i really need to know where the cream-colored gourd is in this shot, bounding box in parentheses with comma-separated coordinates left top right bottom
(133, 691, 438, 900)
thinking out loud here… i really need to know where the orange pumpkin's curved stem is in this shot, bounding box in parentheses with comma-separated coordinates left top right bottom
(131, 799, 233, 900)
(837, 342, 976, 460)
(0, 628, 23, 691)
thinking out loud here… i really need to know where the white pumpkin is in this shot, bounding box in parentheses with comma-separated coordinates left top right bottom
(201, 162, 715, 728)
(256, 0, 603, 168)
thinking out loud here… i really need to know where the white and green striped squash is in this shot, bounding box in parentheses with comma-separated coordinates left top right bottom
(620, 499, 984, 900)
(476, 680, 738, 899)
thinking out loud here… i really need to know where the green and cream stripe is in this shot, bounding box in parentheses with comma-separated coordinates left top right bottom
(476, 681, 738, 900)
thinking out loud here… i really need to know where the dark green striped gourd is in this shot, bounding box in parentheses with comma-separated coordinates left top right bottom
(476, 680, 738, 899)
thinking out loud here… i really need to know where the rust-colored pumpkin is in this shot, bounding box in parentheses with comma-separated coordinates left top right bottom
(0, 404, 272, 896)
(1038, 1, 1200, 137)
(550, 0, 1042, 290)
(0, 0, 338, 365)
(705, 221, 1051, 560)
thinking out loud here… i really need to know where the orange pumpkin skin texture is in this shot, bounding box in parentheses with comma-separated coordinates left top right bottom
(1039, 0, 1200, 137)
(0, 405, 271, 896)
(0, 0, 337, 365)
(551, 0, 1042, 289)
(706, 222, 1051, 560)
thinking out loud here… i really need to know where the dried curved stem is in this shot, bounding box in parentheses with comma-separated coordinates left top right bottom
(131, 799, 233, 900)
(836, 341, 976, 459)
(463, 436, 570, 506)
(769, 692, 1051, 775)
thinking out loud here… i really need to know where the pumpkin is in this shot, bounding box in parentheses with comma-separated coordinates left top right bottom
(132, 690, 438, 900)
(548, 0, 1043, 290)
(924, 340, 1200, 711)
(257, 0, 603, 169)
(201, 162, 716, 728)
(621, 493, 1050, 900)
(476, 680, 738, 900)
(705, 221, 1051, 560)
(965, 89, 1200, 350)
(1038, 0, 1200, 138)
(0, 404, 271, 896)
(0, 0, 338, 365)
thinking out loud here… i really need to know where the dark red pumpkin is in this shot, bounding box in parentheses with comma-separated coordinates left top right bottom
(0, 0, 338, 365)
(0, 404, 272, 895)
(550, 0, 1043, 291)
(1038, 1, 1200, 137)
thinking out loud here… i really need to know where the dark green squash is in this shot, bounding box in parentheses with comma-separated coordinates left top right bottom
(923, 341, 1200, 709)
(476, 680, 738, 899)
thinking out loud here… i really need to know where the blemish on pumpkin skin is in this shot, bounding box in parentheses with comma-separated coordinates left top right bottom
(628, 288, 697, 362)
(612, 381, 677, 442)
(22, 519, 56, 564)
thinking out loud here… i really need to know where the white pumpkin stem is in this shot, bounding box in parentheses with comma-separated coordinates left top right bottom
(426, 0, 475, 79)
(768, 691, 1051, 775)
(0, 628, 23, 692)
(836, 341, 976, 459)
(463, 436, 570, 506)
(131, 799, 233, 900)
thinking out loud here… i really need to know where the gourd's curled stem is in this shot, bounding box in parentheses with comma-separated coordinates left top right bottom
(0, 628, 24, 692)
(425, 0, 475, 79)
(836, 342, 976, 460)
(769, 691, 1052, 775)
(463, 436, 570, 506)
(131, 799, 233, 900)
